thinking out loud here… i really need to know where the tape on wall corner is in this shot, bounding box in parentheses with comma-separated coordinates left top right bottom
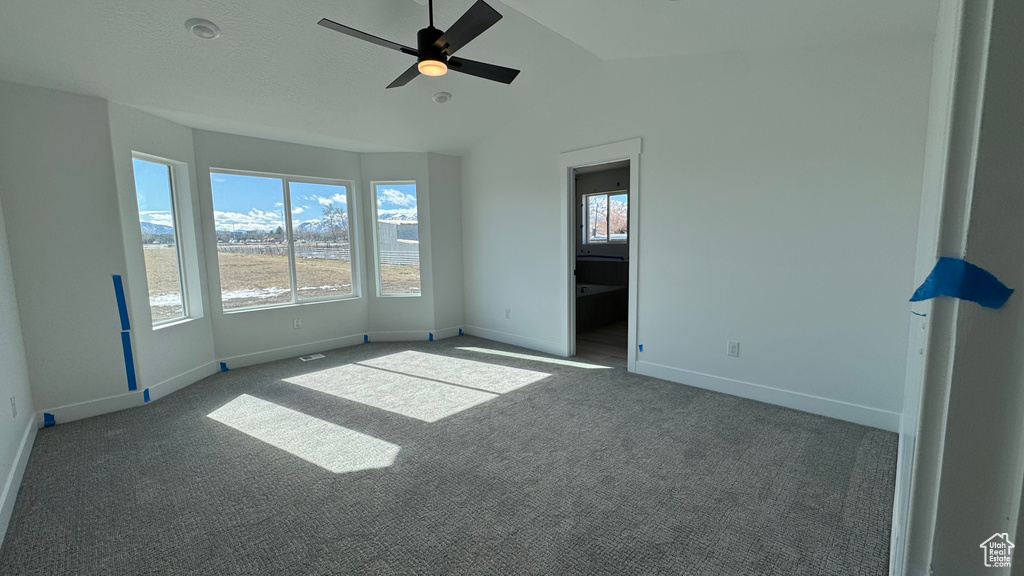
(364, 335, 369, 343)
(112, 275, 131, 331)
(459, 328, 464, 336)
(143, 389, 151, 403)
(638, 344, 643, 352)
(429, 333, 434, 341)
(910, 257, 1014, 309)
(43, 413, 55, 427)
(220, 362, 229, 372)
(120, 331, 137, 392)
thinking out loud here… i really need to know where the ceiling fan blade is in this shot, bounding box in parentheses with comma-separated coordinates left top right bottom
(387, 64, 422, 89)
(434, 0, 502, 56)
(318, 18, 419, 56)
(448, 57, 519, 84)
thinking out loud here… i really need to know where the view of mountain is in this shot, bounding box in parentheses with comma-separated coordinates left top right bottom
(140, 222, 174, 235)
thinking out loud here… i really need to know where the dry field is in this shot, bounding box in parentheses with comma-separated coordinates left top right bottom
(142, 246, 420, 317)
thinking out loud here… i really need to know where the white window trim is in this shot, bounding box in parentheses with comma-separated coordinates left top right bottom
(370, 180, 421, 298)
(209, 167, 360, 313)
(582, 190, 629, 244)
(132, 152, 191, 327)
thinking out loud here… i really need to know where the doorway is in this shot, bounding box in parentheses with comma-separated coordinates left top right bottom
(559, 138, 641, 371)
(573, 161, 630, 366)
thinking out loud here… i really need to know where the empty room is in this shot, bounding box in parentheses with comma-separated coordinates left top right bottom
(1, 0, 1022, 575)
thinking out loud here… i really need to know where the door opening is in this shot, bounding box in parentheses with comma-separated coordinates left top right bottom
(559, 137, 641, 371)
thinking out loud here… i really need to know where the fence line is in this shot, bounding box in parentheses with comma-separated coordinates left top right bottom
(216, 244, 418, 266)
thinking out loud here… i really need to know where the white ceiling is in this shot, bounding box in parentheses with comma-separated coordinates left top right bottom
(0, 0, 598, 154)
(502, 0, 940, 61)
(0, 0, 939, 154)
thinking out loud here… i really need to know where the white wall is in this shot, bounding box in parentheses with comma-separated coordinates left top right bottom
(0, 81, 132, 415)
(461, 37, 935, 430)
(427, 153, 465, 336)
(0, 194, 35, 548)
(192, 130, 369, 366)
(108, 103, 218, 399)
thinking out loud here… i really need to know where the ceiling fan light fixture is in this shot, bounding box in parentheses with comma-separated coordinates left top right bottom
(418, 59, 448, 76)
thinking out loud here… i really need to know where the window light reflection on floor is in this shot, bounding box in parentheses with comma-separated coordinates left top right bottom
(358, 350, 551, 394)
(207, 394, 399, 473)
(284, 364, 498, 423)
(455, 347, 612, 370)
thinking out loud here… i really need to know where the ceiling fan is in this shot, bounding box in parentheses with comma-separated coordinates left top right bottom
(318, 0, 520, 89)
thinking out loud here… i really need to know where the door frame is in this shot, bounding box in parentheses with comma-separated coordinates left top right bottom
(559, 138, 642, 371)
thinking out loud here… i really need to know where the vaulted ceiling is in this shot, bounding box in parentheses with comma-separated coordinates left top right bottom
(0, 0, 939, 155)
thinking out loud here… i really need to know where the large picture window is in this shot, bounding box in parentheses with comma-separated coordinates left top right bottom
(584, 191, 628, 244)
(132, 156, 187, 325)
(210, 170, 355, 311)
(372, 182, 420, 296)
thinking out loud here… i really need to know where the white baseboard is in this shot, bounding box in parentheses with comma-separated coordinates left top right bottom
(366, 330, 431, 343)
(0, 418, 37, 549)
(218, 334, 366, 370)
(431, 326, 462, 340)
(462, 325, 566, 356)
(147, 361, 219, 403)
(635, 360, 900, 432)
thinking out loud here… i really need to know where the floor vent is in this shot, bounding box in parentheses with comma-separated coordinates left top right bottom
(299, 353, 326, 362)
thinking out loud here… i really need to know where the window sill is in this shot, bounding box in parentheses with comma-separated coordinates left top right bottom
(153, 316, 199, 331)
(221, 295, 362, 315)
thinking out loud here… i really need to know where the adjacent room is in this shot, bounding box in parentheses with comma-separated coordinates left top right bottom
(2, 1, 1022, 575)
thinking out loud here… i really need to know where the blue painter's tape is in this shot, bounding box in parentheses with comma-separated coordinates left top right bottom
(120, 331, 137, 391)
(143, 389, 151, 403)
(364, 334, 369, 343)
(910, 257, 1014, 309)
(43, 413, 55, 427)
(459, 328, 464, 336)
(429, 333, 434, 341)
(911, 311, 927, 317)
(112, 275, 131, 331)
(638, 344, 643, 352)
(220, 362, 228, 372)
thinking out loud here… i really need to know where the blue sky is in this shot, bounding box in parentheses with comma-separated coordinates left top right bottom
(133, 158, 175, 229)
(135, 167, 418, 232)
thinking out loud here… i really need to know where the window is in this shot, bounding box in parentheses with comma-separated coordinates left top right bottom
(584, 191, 628, 244)
(210, 170, 355, 311)
(372, 182, 420, 296)
(132, 156, 186, 325)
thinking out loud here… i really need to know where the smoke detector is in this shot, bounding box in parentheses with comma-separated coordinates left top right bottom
(186, 18, 221, 40)
(432, 92, 452, 104)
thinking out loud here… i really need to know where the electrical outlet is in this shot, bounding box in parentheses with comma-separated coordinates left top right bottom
(727, 341, 740, 357)
(505, 308, 511, 320)
(293, 318, 302, 329)
(10, 396, 16, 419)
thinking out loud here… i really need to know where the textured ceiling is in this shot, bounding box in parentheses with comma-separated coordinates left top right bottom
(0, 0, 598, 154)
(502, 0, 940, 60)
(0, 0, 939, 154)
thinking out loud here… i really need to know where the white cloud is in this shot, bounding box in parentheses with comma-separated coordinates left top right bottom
(139, 210, 174, 227)
(377, 188, 415, 207)
(213, 209, 283, 232)
(292, 206, 305, 214)
(315, 194, 347, 206)
(274, 202, 284, 207)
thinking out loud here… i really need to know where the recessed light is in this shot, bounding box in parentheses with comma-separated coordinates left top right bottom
(432, 92, 452, 104)
(186, 18, 221, 40)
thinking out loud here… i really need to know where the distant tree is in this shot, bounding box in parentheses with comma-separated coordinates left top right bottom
(321, 205, 347, 241)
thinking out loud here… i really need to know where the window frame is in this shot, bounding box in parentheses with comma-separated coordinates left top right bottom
(209, 167, 360, 313)
(582, 190, 629, 245)
(370, 180, 421, 298)
(131, 152, 191, 327)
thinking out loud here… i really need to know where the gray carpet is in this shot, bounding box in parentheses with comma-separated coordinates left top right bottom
(0, 336, 896, 575)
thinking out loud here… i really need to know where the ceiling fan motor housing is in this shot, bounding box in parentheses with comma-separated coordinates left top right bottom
(417, 26, 447, 64)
